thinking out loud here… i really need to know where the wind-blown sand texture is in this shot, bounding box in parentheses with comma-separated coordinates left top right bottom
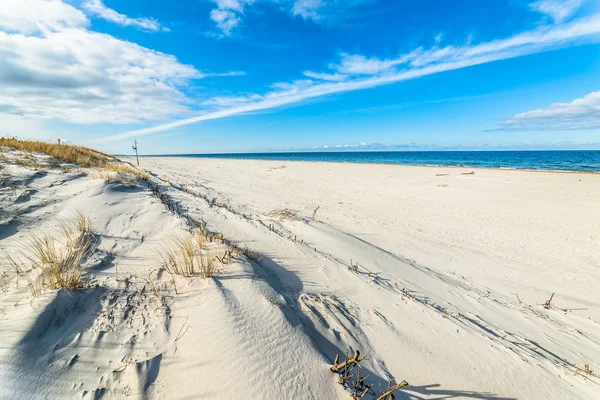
(1, 146, 599, 399)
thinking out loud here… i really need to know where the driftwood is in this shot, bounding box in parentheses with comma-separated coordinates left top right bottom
(331, 349, 408, 399)
(331, 350, 366, 373)
(373, 380, 409, 400)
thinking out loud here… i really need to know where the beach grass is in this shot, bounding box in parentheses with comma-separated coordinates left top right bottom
(6, 212, 96, 296)
(0, 137, 149, 180)
(156, 229, 220, 283)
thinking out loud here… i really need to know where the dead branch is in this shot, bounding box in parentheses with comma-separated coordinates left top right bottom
(331, 349, 409, 399)
(373, 380, 409, 400)
(331, 350, 366, 373)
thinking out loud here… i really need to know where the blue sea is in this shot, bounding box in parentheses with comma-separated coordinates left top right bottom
(157, 151, 600, 172)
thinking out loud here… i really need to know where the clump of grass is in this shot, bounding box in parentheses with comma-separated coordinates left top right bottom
(238, 245, 261, 261)
(268, 208, 301, 221)
(157, 235, 196, 277)
(27, 233, 93, 290)
(14, 155, 42, 170)
(76, 211, 92, 234)
(156, 230, 221, 285)
(5, 214, 96, 296)
(89, 171, 140, 187)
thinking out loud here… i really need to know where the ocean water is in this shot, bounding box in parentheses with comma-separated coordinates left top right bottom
(158, 150, 600, 172)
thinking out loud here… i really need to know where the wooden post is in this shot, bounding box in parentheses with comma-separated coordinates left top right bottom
(132, 140, 139, 166)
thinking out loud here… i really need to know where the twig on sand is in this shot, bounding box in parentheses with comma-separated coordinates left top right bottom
(543, 293, 555, 310)
(312, 205, 321, 220)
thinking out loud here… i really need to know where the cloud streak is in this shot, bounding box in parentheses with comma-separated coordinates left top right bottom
(100, 12, 600, 141)
(529, 0, 583, 23)
(82, 0, 167, 32)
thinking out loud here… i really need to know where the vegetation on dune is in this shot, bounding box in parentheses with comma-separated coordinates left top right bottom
(156, 228, 220, 282)
(0, 137, 112, 166)
(0, 137, 148, 180)
(6, 212, 96, 296)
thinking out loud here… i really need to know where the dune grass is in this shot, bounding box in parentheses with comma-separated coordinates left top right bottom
(1, 137, 111, 166)
(6, 212, 96, 296)
(76, 211, 92, 234)
(156, 229, 220, 290)
(88, 171, 142, 187)
(0, 137, 149, 180)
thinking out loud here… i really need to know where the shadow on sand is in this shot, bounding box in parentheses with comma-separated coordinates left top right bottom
(237, 254, 513, 400)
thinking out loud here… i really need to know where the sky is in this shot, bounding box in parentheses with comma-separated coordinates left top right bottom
(1, 0, 600, 154)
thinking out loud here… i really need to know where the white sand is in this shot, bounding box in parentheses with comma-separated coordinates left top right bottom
(1, 149, 599, 399)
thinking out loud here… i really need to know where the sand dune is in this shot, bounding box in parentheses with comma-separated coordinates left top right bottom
(1, 146, 598, 399)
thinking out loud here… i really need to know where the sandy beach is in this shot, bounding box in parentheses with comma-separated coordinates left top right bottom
(1, 145, 599, 399)
(139, 157, 600, 315)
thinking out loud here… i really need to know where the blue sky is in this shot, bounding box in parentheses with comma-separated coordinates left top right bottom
(1, 0, 599, 154)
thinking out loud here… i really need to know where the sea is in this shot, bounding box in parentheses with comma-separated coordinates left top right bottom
(155, 150, 600, 172)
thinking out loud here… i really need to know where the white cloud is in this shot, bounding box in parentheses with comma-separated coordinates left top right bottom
(0, 0, 88, 34)
(303, 71, 347, 81)
(82, 0, 166, 32)
(530, 0, 583, 23)
(210, 9, 242, 35)
(102, 12, 600, 141)
(293, 0, 323, 20)
(504, 91, 600, 130)
(214, 0, 250, 12)
(0, 0, 242, 127)
(209, 0, 255, 35)
(0, 28, 199, 124)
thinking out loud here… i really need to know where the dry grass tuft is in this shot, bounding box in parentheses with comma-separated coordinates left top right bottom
(27, 233, 93, 290)
(268, 208, 301, 221)
(6, 214, 96, 296)
(76, 211, 92, 234)
(89, 171, 141, 187)
(238, 245, 261, 261)
(157, 235, 196, 277)
(156, 229, 221, 283)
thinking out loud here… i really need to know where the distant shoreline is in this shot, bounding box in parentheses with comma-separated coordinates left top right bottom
(120, 150, 600, 173)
